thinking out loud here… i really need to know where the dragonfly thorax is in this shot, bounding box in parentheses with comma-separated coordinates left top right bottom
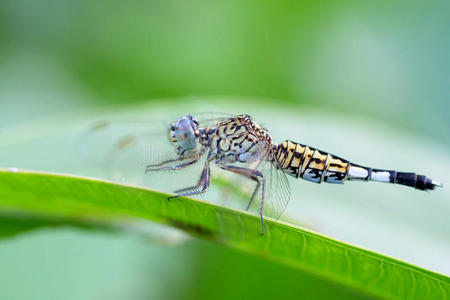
(168, 114, 275, 165)
(205, 115, 274, 164)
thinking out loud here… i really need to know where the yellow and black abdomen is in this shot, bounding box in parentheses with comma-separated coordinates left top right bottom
(275, 140, 349, 184)
(274, 140, 441, 190)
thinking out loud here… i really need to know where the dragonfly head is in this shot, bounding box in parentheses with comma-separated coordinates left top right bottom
(169, 115, 200, 152)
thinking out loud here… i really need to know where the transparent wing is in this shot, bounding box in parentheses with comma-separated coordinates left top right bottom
(262, 158, 291, 220)
(192, 111, 234, 128)
(79, 113, 236, 190)
(215, 145, 291, 221)
(79, 119, 175, 183)
(241, 156, 291, 220)
(79, 112, 234, 166)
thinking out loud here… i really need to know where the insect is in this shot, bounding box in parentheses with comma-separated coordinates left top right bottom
(145, 114, 442, 234)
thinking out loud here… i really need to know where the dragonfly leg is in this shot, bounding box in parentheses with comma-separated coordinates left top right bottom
(173, 166, 207, 193)
(168, 161, 211, 200)
(145, 158, 198, 173)
(217, 165, 266, 235)
(145, 158, 182, 172)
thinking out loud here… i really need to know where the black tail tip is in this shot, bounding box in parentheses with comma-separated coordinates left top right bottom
(394, 172, 442, 191)
(422, 178, 443, 191)
(410, 174, 442, 191)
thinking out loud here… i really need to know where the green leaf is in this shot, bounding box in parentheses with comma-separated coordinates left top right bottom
(0, 169, 448, 299)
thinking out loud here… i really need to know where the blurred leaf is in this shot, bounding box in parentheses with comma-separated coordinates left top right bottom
(0, 169, 448, 299)
(0, 213, 124, 240)
(0, 215, 48, 238)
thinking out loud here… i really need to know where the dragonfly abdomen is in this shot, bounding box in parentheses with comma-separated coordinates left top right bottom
(275, 140, 441, 190)
(275, 140, 349, 183)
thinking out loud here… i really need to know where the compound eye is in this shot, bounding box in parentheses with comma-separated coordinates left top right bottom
(174, 118, 197, 150)
(170, 123, 176, 131)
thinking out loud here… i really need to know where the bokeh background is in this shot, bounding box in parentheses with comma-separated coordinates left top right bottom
(0, 1, 449, 299)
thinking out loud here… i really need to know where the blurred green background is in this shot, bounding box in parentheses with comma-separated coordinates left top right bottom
(0, 0, 449, 299)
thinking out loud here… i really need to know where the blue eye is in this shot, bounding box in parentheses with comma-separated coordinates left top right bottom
(174, 118, 197, 150)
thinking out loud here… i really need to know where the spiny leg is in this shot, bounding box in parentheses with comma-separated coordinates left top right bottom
(145, 158, 199, 173)
(145, 157, 182, 172)
(173, 166, 207, 194)
(217, 164, 266, 235)
(168, 161, 211, 200)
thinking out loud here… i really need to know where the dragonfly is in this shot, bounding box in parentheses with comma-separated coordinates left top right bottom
(144, 114, 442, 234)
(83, 113, 442, 235)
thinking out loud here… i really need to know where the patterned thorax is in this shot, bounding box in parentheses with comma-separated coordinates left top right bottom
(200, 115, 273, 164)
